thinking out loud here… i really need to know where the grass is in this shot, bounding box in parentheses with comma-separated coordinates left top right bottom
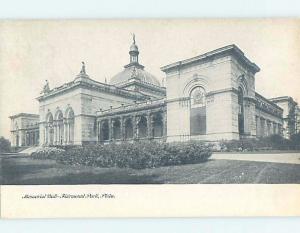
(1, 153, 300, 184)
(215, 150, 300, 154)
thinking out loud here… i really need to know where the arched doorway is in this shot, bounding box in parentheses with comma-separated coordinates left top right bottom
(124, 118, 133, 139)
(190, 86, 206, 135)
(153, 113, 163, 138)
(101, 120, 109, 141)
(137, 115, 147, 138)
(113, 119, 121, 140)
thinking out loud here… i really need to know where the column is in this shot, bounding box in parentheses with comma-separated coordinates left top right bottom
(267, 120, 271, 136)
(54, 122, 58, 145)
(97, 121, 101, 142)
(275, 123, 278, 134)
(120, 117, 124, 141)
(133, 115, 139, 140)
(147, 113, 152, 139)
(256, 116, 260, 137)
(163, 111, 167, 138)
(68, 123, 71, 143)
(111, 119, 115, 141)
(109, 119, 112, 141)
(260, 118, 265, 137)
(64, 120, 68, 144)
(45, 125, 48, 145)
(70, 121, 74, 144)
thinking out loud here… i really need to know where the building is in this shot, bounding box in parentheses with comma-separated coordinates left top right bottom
(269, 96, 299, 138)
(9, 37, 299, 147)
(9, 113, 39, 147)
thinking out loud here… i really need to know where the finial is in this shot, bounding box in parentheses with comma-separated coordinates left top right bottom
(80, 61, 86, 74)
(105, 77, 107, 84)
(132, 33, 136, 44)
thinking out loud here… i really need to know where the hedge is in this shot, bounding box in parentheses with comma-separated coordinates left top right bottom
(31, 141, 212, 169)
(220, 134, 300, 152)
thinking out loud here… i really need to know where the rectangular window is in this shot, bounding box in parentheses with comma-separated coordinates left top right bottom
(190, 106, 206, 135)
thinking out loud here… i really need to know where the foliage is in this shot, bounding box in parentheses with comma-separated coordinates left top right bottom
(31, 141, 212, 169)
(290, 133, 300, 149)
(220, 134, 298, 152)
(0, 137, 11, 153)
(31, 147, 65, 159)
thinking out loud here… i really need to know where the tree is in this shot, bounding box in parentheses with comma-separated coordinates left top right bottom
(0, 137, 11, 153)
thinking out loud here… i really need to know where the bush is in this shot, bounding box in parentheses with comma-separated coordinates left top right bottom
(220, 134, 297, 152)
(31, 147, 65, 160)
(291, 133, 300, 148)
(0, 137, 11, 153)
(31, 141, 212, 169)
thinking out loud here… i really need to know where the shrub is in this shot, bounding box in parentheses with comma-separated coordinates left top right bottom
(0, 137, 11, 153)
(220, 134, 297, 152)
(220, 138, 258, 152)
(31, 147, 65, 160)
(291, 133, 300, 148)
(31, 141, 212, 169)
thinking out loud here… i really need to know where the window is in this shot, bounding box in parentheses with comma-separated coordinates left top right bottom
(190, 87, 206, 135)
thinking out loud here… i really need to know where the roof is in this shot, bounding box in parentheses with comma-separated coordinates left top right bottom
(9, 113, 39, 119)
(160, 44, 260, 74)
(255, 92, 283, 111)
(109, 65, 161, 87)
(269, 96, 297, 105)
(37, 75, 149, 102)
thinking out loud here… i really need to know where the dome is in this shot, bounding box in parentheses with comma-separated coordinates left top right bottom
(130, 43, 139, 52)
(110, 66, 160, 87)
(109, 34, 160, 87)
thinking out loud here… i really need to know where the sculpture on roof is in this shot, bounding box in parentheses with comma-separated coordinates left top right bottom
(80, 61, 86, 74)
(41, 80, 50, 94)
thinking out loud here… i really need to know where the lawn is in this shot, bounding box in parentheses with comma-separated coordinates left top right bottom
(1, 153, 300, 184)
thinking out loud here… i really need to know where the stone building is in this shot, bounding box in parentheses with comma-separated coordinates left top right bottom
(269, 96, 299, 138)
(9, 37, 299, 147)
(9, 113, 39, 147)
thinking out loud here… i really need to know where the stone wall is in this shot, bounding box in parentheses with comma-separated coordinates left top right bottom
(38, 84, 138, 145)
(164, 53, 257, 142)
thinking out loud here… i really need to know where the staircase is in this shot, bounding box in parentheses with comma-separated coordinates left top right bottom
(18, 146, 42, 155)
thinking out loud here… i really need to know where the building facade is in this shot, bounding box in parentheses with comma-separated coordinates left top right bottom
(269, 96, 299, 138)
(9, 38, 299, 147)
(9, 113, 39, 147)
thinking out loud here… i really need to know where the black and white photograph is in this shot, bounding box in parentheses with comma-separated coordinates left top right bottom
(0, 19, 300, 186)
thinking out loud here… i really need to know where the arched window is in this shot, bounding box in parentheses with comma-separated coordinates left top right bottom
(190, 86, 206, 135)
(238, 87, 245, 135)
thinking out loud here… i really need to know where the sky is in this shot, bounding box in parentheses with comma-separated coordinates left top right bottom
(1, 19, 300, 139)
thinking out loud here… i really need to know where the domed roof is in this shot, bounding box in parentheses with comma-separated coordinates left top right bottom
(109, 34, 160, 87)
(130, 43, 139, 52)
(110, 66, 160, 87)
